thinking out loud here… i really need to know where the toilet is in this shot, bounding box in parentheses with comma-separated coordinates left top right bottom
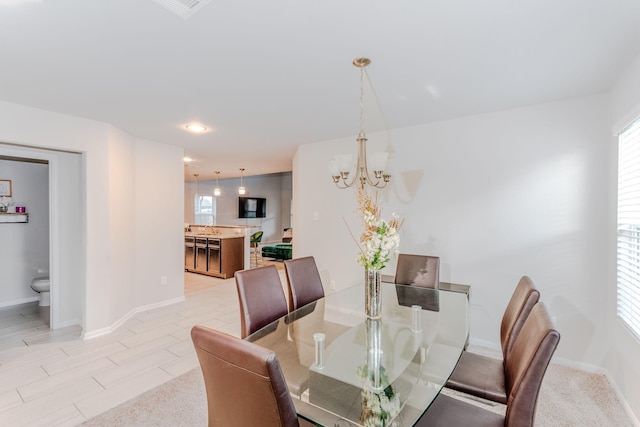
(30, 277, 50, 307)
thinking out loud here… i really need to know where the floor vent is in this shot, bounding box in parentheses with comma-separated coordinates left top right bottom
(151, 0, 214, 20)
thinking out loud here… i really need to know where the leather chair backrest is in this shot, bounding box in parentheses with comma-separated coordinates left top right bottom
(394, 254, 440, 289)
(235, 265, 288, 338)
(501, 276, 540, 358)
(504, 302, 560, 427)
(284, 256, 325, 312)
(191, 325, 300, 427)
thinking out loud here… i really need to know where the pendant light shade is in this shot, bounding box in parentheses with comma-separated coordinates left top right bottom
(214, 171, 221, 196)
(238, 168, 246, 195)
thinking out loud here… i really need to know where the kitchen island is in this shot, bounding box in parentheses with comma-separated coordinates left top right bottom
(184, 226, 248, 279)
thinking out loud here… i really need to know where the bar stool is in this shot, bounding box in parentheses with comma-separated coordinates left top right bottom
(250, 231, 263, 267)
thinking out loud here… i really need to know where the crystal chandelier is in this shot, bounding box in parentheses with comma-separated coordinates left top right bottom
(330, 58, 391, 189)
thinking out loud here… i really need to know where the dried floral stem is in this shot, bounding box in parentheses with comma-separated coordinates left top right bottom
(345, 188, 403, 271)
(344, 216, 366, 259)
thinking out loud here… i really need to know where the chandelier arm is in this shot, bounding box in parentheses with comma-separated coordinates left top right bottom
(334, 180, 352, 190)
(358, 135, 388, 189)
(340, 173, 359, 188)
(340, 141, 365, 188)
(364, 173, 387, 188)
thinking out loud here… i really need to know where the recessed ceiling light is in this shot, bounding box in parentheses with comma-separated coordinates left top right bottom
(183, 157, 193, 162)
(185, 124, 207, 133)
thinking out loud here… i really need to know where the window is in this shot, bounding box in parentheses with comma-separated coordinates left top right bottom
(195, 195, 216, 225)
(617, 117, 640, 339)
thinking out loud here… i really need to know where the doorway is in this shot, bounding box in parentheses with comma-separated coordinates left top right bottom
(0, 143, 85, 347)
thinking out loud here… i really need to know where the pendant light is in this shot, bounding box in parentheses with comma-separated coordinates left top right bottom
(330, 57, 391, 189)
(238, 168, 246, 195)
(193, 173, 200, 196)
(193, 173, 203, 211)
(214, 171, 221, 196)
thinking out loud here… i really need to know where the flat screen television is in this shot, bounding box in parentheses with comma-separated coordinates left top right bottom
(238, 197, 266, 218)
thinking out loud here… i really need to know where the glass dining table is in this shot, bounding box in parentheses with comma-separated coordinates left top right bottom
(246, 281, 470, 427)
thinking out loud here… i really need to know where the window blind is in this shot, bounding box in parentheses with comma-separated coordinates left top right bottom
(617, 117, 640, 340)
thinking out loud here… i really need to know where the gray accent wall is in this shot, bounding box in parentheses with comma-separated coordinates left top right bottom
(184, 172, 292, 244)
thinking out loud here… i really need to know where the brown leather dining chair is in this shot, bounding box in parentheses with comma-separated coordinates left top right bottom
(283, 256, 325, 312)
(416, 302, 560, 427)
(394, 254, 441, 311)
(191, 325, 315, 427)
(235, 265, 288, 339)
(394, 254, 440, 288)
(446, 276, 541, 403)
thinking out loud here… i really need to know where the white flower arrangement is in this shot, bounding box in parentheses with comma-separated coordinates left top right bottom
(0, 196, 15, 208)
(357, 364, 401, 427)
(348, 189, 403, 271)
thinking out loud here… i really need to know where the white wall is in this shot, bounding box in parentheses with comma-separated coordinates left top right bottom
(134, 139, 184, 307)
(608, 53, 640, 422)
(0, 159, 49, 306)
(106, 127, 136, 324)
(295, 93, 612, 366)
(0, 100, 185, 336)
(53, 150, 84, 328)
(296, 87, 640, 421)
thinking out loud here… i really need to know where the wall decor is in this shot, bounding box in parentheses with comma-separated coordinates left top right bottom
(0, 180, 11, 197)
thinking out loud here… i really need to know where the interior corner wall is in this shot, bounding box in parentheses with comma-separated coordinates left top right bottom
(607, 52, 640, 424)
(134, 139, 184, 306)
(106, 128, 136, 323)
(294, 94, 612, 370)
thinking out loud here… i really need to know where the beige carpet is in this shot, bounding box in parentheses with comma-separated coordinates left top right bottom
(81, 368, 207, 427)
(81, 361, 633, 426)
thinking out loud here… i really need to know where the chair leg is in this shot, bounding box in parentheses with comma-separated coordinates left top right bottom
(256, 243, 263, 266)
(250, 244, 263, 268)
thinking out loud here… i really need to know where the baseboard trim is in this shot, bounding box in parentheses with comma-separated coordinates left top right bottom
(83, 296, 186, 340)
(603, 368, 640, 427)
(0, 296, 40, 308)
(55, 318, 82, 330)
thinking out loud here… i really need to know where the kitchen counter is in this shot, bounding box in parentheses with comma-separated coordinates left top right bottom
(185, 231, 244, 239)
(185, 225, 248, 239)
(185, 231, 245, 279)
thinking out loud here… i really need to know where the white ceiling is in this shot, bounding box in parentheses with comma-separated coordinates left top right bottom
(1, 0, 639, 181)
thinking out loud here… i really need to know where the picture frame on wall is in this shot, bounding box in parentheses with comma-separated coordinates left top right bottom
(0, 180, 12, 197)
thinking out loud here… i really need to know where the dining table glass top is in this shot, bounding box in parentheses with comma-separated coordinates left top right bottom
(246, 281, 469, 426)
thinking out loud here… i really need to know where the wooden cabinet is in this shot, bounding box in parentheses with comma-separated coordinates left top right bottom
(185, 235, 244, 279)
(219, 237, 244, 278)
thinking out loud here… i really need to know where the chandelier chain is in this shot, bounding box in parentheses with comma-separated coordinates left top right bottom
(359, 65, 366, 139)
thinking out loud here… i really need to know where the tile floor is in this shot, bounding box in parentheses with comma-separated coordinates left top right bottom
(0, 272, 250, 427)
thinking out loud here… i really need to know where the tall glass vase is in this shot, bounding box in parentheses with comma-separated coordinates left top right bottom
(365, 269, 382, 319)
(365, 318, 383, 390)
